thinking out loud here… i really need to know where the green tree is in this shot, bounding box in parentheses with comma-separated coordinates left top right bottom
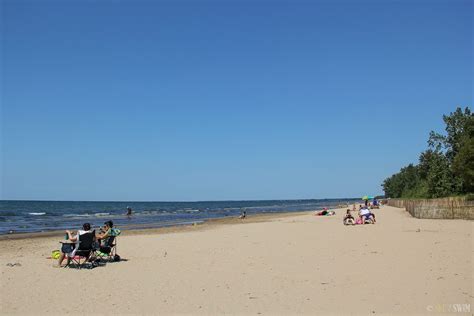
(382, 164, 424, 198)
(425, 151, 454, 198)
(453, 116, 474, 192)
(428, 107, 472, 163)
(382, 106, 473, 198)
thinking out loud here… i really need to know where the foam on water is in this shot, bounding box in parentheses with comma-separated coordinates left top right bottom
(94, 212, 110, 217)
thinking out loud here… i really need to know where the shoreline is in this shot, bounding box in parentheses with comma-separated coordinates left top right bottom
(0, 209, 315, 241)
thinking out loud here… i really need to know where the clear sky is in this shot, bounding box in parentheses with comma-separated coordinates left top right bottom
(1, 0, 472, 201)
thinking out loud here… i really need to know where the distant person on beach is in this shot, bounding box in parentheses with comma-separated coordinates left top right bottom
(315, 208, 335, 216)
(126, 206, 132, 216)
(359, 206, 370, 220)
(315, 208, 328, 216)
(57, 223, 93, 267)
(239, 209, 246, 219)
(373, 198, 379, 208)
(343, 209, 355, 225)
(359, 207, 376, 224)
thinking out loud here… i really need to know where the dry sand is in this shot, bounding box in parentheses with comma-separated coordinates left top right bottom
(0, 206, 472, 315)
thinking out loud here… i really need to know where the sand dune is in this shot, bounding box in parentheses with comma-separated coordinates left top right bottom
(1, 205, 472, 315)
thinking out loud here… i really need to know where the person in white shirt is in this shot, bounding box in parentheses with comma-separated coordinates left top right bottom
(57, 223, 92, 267)
(359, 207, 375, 223)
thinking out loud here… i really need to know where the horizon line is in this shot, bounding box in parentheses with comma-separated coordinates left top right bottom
(0, 197, 365, 203)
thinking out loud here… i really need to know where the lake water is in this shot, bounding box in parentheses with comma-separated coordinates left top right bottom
(0, 199, 356, 235)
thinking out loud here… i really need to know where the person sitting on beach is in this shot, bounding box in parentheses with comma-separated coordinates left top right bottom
(343, 209, 355, 225)
(57, 223, 93, 267)
(372, 198, 380, 209)
(359, 207, 375, 223)
(97, 220, 114, 244)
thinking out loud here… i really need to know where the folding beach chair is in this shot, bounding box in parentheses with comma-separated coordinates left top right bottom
(68, 231, 95, 269)
(96, 235, 118, 262)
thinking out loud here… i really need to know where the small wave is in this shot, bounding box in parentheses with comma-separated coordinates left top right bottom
(185, 209, 200, 213)
(29, 212, 46, 216)
(63, 213, 91, 218)
(94, 212, 110, 217)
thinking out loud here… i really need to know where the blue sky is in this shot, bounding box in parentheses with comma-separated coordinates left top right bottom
(1, 0, 472, 201)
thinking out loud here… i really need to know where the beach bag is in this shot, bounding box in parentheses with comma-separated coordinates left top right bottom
(51, 250, 61, 260)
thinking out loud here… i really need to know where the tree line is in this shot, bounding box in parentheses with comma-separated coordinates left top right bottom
(382, 107, 473, 199)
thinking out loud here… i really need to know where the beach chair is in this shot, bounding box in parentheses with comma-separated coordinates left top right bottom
(68, 231, 96, 269)
(96, 235, 118, 262)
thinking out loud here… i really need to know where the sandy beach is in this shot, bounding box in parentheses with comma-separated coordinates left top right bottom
(0, 205, 472, 315)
